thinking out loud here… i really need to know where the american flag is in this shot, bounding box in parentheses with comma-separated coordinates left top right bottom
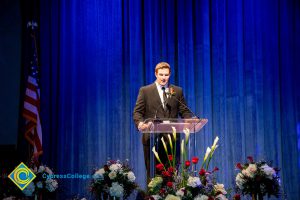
(22, 21, 43, 157)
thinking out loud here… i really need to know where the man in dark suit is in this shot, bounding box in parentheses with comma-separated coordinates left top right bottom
(133, 62, 192, 182)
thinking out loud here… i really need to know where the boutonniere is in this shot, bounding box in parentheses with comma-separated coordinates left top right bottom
(169, 87, 176, 96)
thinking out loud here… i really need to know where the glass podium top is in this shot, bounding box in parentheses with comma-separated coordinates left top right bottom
(141, 118, 208, 133)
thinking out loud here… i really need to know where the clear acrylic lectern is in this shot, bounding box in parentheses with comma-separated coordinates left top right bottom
(140, 118, 208, 179)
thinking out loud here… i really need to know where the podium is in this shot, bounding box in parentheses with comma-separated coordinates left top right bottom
(140, 118, 208, 178)
(142, 118, 208, 133)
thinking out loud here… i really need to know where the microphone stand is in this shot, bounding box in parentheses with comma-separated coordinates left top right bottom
(166, 92, 199, 119)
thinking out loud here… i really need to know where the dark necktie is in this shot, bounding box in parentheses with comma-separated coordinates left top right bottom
(162, 87, 167, 110)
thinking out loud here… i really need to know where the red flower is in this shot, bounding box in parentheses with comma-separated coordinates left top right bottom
(168, 167, 174, 173)
(233, 194, 241, 200)
(168, 155, 173, 161)
(192, 156, 199, 164)
(212, 166, 219, 173)
(162, 171, 171, 177)
(236, 163, 243, 170)
(247, 156, 254, 163)
(185, 160, 191, 167)
(159, 188, 166, 195)
(199, 168, 206, 176)
(208, 197, 214, 200)
(156, 163, 164, 171)
(167, 181, 173, 188)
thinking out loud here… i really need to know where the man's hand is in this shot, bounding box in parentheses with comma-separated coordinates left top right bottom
(138, 122, 153, 132)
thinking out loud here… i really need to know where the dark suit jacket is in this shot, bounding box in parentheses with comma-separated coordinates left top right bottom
(133, 83, 192, 145)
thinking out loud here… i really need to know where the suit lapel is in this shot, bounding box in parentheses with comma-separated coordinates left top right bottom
(150, 83, 162, 107)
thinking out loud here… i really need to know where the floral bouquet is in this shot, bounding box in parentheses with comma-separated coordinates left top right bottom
(235, 156, 281, 200)
(22, 164, 58, 197)
(146, 127, 228, 200)
(90, 159, 138, 199)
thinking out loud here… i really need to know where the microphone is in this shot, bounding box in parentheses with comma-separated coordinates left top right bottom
(165, 91, 199, 119)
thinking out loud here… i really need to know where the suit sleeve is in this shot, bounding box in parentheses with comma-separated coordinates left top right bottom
(178, 89, 193, 118)
(133, 88, 145, 128)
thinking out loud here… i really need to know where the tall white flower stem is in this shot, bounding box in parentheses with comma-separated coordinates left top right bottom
(171, 127, 177, 167)
(167, 134, 175, 168)
(179, 128, 191, 187)
(152, 146, 166, 171)
(179, 139, 187, 187)
(161, 137, 172, 167)
(201, 147, 211, 169)
(206, 136, 219, 170)
(183, 128, 190, 162)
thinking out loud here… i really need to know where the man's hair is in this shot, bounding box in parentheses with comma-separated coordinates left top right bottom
(155, 62, 171, 74)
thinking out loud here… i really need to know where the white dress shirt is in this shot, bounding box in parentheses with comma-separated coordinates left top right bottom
(155, 82, 169, 108)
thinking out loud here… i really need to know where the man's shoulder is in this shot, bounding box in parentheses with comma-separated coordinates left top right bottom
(170, 84, 182, 91)
(140, 83, 156, 91)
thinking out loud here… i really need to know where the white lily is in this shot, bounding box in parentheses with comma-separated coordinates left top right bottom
(152, 146, 162, 163)
(204, 147, 211, 162)
(172, 126, 177, 141)
(168, 134, 173, 150)
(211, 136, 219, 151)
(161, 137, 168, 154)
(183, 128, 190, 145)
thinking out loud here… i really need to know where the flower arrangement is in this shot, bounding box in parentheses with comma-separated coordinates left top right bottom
(146, 127, 228, 200)
(22, 164, 58, 197)
(235, 156, 281, 200)
(90, 159, 138, 199)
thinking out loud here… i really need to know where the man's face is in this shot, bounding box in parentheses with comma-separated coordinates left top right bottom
(155, 68, 170, 86)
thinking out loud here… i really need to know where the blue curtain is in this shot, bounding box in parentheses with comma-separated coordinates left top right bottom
(39, 0, 300, 198)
